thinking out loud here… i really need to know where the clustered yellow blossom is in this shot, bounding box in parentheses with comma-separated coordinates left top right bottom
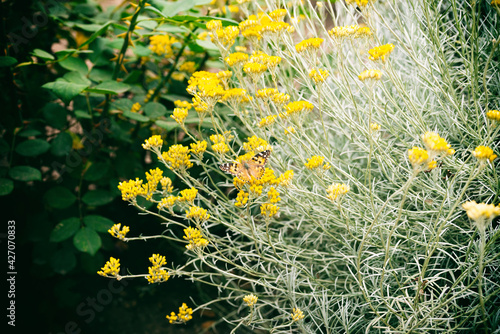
(284, 101, 314, 116)
(368, 43, 395, 62)
(260, 203, 279, 217)
(158, 195, 177, 211)
(131, 102, 141, 113)
(149, 34, 178, 57)
(174, 100, 192, 110)
(408, 147, 436, 170)
(243, 294, 258, 307)
(249, 183, 264, 196)
(185, 206, 210, 222)
(97, 257, 120, 277)
(295, 38, 324, 53)
(171, 108, 189, 125)
(190, 140, 207, 157)
(291, 308, 305, 322)
(329, 25, 372, 41)
(422, 132, 454, 156)
(160, 144, 193, 171)
(188, 71, 225, 112)
(251, 52, 282, 75)
(166, 303, 193, 324)
(463, 201, 500, 232)
(309, 68, 330, 84)
(305, 155, 331, 170)
(213, 142, 230, 155)
(183, 226, 209, 250)
(225, 52, 249, 68)
(179, 61, 197, 73)
(147, 254, 169, 284)
(271, 92, 290, 108)
(258, 115, 278, 127)
(160, 177, 173, 192)
(486, 110, 500, 122)
(222, 5, 239, 14)
(108, 223, 130, 241)
(370, 123, 381, 131)
(178, 188, 198, 205)
(208, 19, 240, 51)
(243, 136, 272, 152)
(142, 135, 163, 150)
(256, 88, 279, 100)
(118, 178, 146, 201)
(267, 187, 281, 203)
(472, 145, 497, 163)
(269, 8, 287, 21)
(327, 183, 350, 201)
(492, 0, 500, 6)
(143, 167, 163, 200)
(221, 88, 252, 109)
(284, 126, 296, 136)
(243, 62, 268, 82)
(276, 170, 294, 187)
(358, 69, 382, 81)
(235, 190, 249, 207)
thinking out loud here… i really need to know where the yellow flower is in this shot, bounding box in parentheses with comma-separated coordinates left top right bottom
(243, 136, 271, 152)
(368, 43, 395, 62)
(224, 52, 249, 68)
(118, 178, 147, 201)
(295, 38, 324, 53)
(222, 5, 239, 14)
(149, 253, 167, 267)
(159, 144, 193, 171)
(243, 294, 258, 307)
(408, 147, 429, 167)
(258, 115, 278, 127)
(185, 206, 210, 222)
(178, 188, 198, 205)
(243, 62, 268, 82)
(261, 203, 279, 217)
(211, 26, 240, 49)
(158, 195, 177, 211)
(206, 20, 222, 31)
(149, 34, 178, 57)
(285, 101, 314, 116)
(142, 135, 163, 150)
(486, 110, 500, 122)
(166, 312, 178, 324)
(269, 8, 287, 21)
(171, 108, 189, 125)
(178, 303, 193, 323)
(190, 140, 207, 157)
(210, 134, 225, 144)
(256, 88, 279, 100)
(267, 187, 281, 203)
(422, 132, 453, 155)
(358, 69, 382, 81)
(271, 92, 290, 108)
(97, 257, 120, 277)
(291, 308, 305, 322)
(249, 183, 263, 196)
(370, 123, 381, 131)
(309, 68, 330, 84)
(183, 226, 209, 250)
(131, 102, 141, 113)
(147, 263, 170, 284)
(284, 126, 296, 136)
(235, 190, 249, 207)
(212, 142, 230, 155)
(276, 170, 294, 187)
(472, 145, 497, 162)
(160, 177, 173, 192)
(179, 61, 197, 73)
(216, 70, 233, 81)
(305, 155, 329, 170)
(174, 100, 192, 110)
(463, 201, 500, 222)
(221, 88, 252, 108)
(108, 223, 130, 241)
(492, 0, 500, 6)
(327, 183, 349, 201)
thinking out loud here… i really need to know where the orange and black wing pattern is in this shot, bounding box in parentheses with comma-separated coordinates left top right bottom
(220, 150, 271, 182)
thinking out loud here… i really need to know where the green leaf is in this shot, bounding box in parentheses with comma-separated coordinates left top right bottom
(144, 102, 167, 118)
(63, 71, 91, 85)
(15, 139, 50, 156)
(196, 39, 219, 52)
(110, 98, 134, 112)
(42, 103, 67, 129)
(32, 48, 55, 60)
(50, 132, 73, 156)
(50, 217, 81, 242)
(132, 45, 152, 57)
(123, 110, 150, 122)
(84, 215, 114, 233)
(18, 129, 42, 137)
(79, 21, 114, 49)
(8, 166, 42, 182)
(155, 120, 178, 131)
(0, 56, 17, 67)
(89, 67, 112, 82)
(83, 162, 110, 181)
(74, 110, 92, 119)
(50, 248, 77, 274)
(0, 178, 14, 196)
(73, 227, 102, 255)
(42, 80, 89, 104)
(86, 81, 130, 95)
(45, 186, 77, 209)
(161, 0, 213, 16)
(59, 57, 89, 75)
(82, 190, 114, 206)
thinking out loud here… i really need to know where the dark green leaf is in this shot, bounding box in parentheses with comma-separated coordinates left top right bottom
(45, 186, 77, 209)
(132, 45, 152, 57)
(83, 162, 110, 181)
(144, 102, 167, 118)
(42, 103, 67, 129)
(74, 110, 92, 119)
(59, 57, 89, 74)
(82, 190, 114, 206)
(111, 98, 134, 112)
(50, 248, 77, 274)
(63, 71, 91, 85)
(84, 215, 114, 233)
(18, 129, 42, 137)
(50, 217, 81, 242)
(0, 178, 14, 196)
(50, 132, 73, 156)
(0, 56, 17, 67)
(42, 81, 89, 104)
(87, 81, 130, 95)
(89, 67, 112, 82)
(123, 110, 150, 122)
(155, 120, 178, 131)
(73, 227, 102, 255)
(8, 166, 42, 182)
(79, 21, 114, 49)
(15, 139, 50, 156)
(32, 48, 55, 60)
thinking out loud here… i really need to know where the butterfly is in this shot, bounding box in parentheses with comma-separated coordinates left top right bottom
(219, 150, 271, 182)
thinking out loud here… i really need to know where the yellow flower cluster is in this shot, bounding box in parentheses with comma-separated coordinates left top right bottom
(327, 183, 350, 201)
(243, 136, 271, 152)
(178, 188, 198, 205)
(462, 201, 500, 222)
(487, 110, 500, 122)
(276, 170, 294, 187)
(225, 52, 249, 68)
(329, 25, 372, 40)
(284, 101, 315, 116)
(235, 190, 249, 207)
(370, 123, 381, 131)
(210, 23, 240, 49)
(251, 52, 282, 73)
(174, 100, 192, 110)
(267, 187, 281, 203)
(221, 88, 252, 108)
(291, 308, 305, 322)
(146, 254, 170, 284)
(158, 195, 177, 211)
(243, 62, 268, 82)
(284, 126, 296, 136)
(108, 223, 130, 241)
(243, 294, 258, 307)
(408, 147, 436, 170)
(295, 38, 324, 53)
(256, 88, 279, 100)
(183, 226, 209, 250)
(118, 178, 146, 201)
(185, 206, 210, 222)
(142, 135, 163, 150)
(166, 303, 193, 324)
(187, 71, 225, 104)
(368, 43, 395, 62)
(131, 102, 141, 113)
(160, 144, 193, 171)
(149, 34, 178, 57)
(309, 68, 330, 84)
(160, 177, 173, 192)
(358, 69, 382, 81)
(179, 61, 197, 73)
(171, 108, 189, 125)
(305, 155, 331, 170)
(258, 115, 278, 127)
(269, 8, 287, 21)
(222, 5, 239, 14)
(190, 140, 207, 157)
(97, 257, 120, 277)
(422, 132, 454, 156)
(260, 203, 279, 217)
(271, 92, 291, 108)
(472, 145, 497, 162)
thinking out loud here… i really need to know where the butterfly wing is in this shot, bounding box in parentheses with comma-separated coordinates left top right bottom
(220, 162, 251, 182)
(247, 150, 271, 180)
